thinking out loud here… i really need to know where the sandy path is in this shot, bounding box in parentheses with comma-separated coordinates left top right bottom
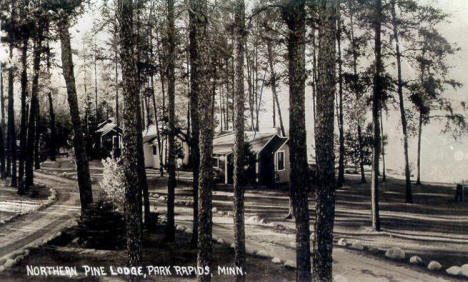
(0, 172, 80, 260)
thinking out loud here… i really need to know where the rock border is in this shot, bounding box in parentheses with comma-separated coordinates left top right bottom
(335, 237, 468, 279)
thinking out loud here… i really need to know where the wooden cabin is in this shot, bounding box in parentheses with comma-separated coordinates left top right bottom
(142, 125, 190, 169)
(95, 118, 122, 158)
(213, 131, 290, 186)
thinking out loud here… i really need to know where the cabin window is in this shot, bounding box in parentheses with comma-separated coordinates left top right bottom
(277, 151, 285, 171)
(152, 145, 157, 155)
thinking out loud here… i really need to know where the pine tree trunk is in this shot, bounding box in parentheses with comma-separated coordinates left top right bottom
(7, 43, 16, 186)
(0, 68, 5, 179)
(18, 38, 29, 194)
(266, 40, 286, 137)
(380, 110, 386, 182)
(48, 91, 57, 161)
(336, 7, 345, 187)
(283, 2, 311, 281)
(357, 124, 366, 183)
(58, 17, 93, 212)
(150, 76, 164, 177)
(192, 1, 213, 281)
(391, 0, 412, 201)
(233, 0, 246, 279)
(313, 1, 337, 280)
(166, 0, 177, 241)
(371, 0, 383, 232)
(117, 0, 143, 269)
(416, 111, 422, 185)
(148, 25, 163, 178)
(188, 1, 200, 248)
(246, 52, 255, 131)
(253, 46, 259, 132)
(311, 25, 318, 132)
(156, 34, 167, 116)
(24, 34, 42, 191)
(34, 103, 41, 170)
(115, 58, 120, 127)
(348, 2, 366, 184)
(94, 46, 98, 122)
(133, 3, 150, 230)
(46, 36, 57, 162)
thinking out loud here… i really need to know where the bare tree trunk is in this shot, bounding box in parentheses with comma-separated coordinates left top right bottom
(188, 1, 200, 248)
(391, 0, 412, 201)
(371, 0, 383, 232)
(233, 0, 246, 279)
(117, 0, 142, 269)
(58, 17, 93, 212)
(165, 0, 177, 242)
(18, 38, 29, 194)
(283, 2, 310, 281)
(313, 1, 337, 280)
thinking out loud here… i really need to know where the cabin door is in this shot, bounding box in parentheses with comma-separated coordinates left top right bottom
(259, 151, 275, 186)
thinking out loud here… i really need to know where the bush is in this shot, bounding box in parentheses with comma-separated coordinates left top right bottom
(146, 212, 159, 232)
(100, 157, 125, 210)
(77, 200, 126, 250)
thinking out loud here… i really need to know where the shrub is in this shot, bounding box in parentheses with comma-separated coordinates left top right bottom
(100, 157, 125, 210)
(77, 200, 126, 250)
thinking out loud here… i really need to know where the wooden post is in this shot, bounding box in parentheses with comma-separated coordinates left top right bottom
(225, 155, 228, 185)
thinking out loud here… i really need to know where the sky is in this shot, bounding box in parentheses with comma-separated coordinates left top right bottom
(1, 0, 468, 184)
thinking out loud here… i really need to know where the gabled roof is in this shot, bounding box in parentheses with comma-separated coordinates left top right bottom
(142, 125, 160, 144)
(96, 118, 121, 136)
(213, 131, 288, 155)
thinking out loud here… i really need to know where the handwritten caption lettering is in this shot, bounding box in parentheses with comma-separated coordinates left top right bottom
(26, 265, 244, 278)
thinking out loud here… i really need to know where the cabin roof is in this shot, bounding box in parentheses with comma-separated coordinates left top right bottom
(213, 131, 288, 155)
(96, 118, 121, 136)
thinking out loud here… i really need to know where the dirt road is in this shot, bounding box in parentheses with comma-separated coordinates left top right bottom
(0, 172, 80, 260)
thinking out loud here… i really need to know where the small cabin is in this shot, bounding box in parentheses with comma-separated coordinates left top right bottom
(142, 125, 190, 169)
(95, 118, 122, 158)
(213, 131, 290, 186)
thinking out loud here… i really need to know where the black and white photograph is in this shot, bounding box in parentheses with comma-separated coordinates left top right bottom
(0, 0, 467, 281)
